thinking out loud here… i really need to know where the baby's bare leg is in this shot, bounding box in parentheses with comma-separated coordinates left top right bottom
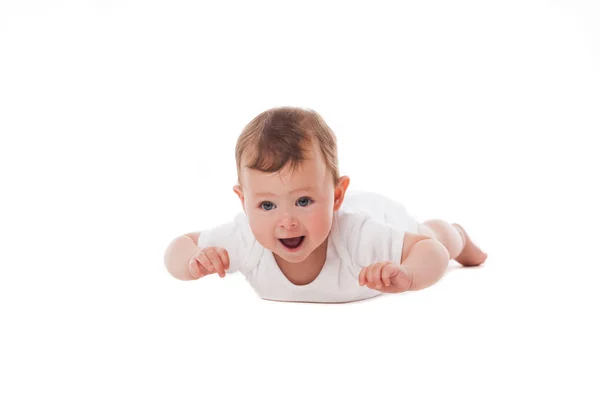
(418, 220, 487, 266)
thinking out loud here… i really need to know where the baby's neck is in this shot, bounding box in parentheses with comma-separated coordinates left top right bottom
(274, 236, 329, 286)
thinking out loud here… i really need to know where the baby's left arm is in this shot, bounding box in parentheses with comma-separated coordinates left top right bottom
(358, 233, 449, 293)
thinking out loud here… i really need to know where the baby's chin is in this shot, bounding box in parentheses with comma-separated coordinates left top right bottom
(271, 243, 311, 263)
(273, 249, 311, 264)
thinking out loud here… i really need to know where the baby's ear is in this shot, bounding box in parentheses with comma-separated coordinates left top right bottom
(334, 176, 350, 211)
(233, 185, 245, 208)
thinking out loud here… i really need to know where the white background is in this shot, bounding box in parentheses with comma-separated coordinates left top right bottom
(1, 0, 599, 398)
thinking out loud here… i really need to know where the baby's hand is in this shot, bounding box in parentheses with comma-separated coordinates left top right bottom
(358, 262, 412, 293)
(188, 247, 230, 279)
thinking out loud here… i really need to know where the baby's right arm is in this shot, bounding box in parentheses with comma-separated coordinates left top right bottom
(163, 232, 229, 280)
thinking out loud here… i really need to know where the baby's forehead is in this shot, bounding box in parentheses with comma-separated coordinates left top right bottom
(243, 166, 309, 185)
(242, 166, 328, 194)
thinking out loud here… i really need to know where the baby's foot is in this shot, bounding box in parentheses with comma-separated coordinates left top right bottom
(452, 223, 488, 267)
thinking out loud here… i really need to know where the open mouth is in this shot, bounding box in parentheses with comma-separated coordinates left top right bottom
(279, 236, 305, 250)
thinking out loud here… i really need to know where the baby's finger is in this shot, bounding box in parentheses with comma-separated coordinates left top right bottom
(188, 258, 201, 278)
(197, 252, 214, 273)
(375, 263, 388, 289)
(205, 249, 225, 277)
(367, 262, 384, 289)
(358, 266, 367, 286)
(215, 248, 230, 271)
(381, 263, 396, 287)
(358, 265, 371, 286)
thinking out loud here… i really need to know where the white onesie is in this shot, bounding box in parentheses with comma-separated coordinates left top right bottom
(197, 191, 420, 303)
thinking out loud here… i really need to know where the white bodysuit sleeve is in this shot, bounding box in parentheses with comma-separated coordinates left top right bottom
(196, 213, 261, 274)
(344, 214, 406, 269)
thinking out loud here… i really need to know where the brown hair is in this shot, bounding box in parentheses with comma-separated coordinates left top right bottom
(235, 106, 340, 187)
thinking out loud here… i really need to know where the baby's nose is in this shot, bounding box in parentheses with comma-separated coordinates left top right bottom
(279, 215, 298, 229)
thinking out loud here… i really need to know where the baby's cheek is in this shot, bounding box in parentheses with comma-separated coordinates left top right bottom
(248, 215, 271, 243)
(309, 209, 332, 234)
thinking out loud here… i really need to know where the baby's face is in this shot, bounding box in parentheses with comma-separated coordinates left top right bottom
(235, 146, 341, 265)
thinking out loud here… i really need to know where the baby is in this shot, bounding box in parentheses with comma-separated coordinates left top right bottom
(163, 106, 487, 303)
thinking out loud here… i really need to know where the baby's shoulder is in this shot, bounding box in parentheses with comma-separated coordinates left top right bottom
(333, 204, 399, 242)
(332, 208, 372, 240)
(200, 211, 255, 246)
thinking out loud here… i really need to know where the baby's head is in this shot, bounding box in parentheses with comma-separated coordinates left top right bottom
(233, 106, 350, 264)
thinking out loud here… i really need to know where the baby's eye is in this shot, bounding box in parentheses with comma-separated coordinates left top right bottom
(296, 197, 313, 207)
(260, 201, 276, 211)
